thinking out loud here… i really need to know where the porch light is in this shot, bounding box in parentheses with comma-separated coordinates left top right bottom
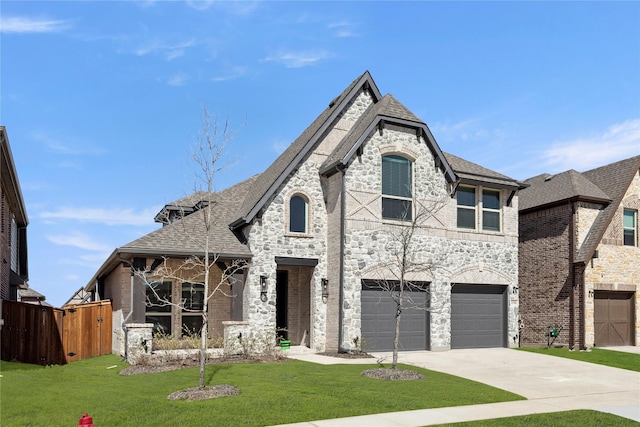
(260, 275, 268, 302)
(321, 278, 329, 302)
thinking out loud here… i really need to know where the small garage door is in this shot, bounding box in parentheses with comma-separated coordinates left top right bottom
(361, 283, 430, 352)
(594, 291, 634, 347)
(451, 284, 507, 349)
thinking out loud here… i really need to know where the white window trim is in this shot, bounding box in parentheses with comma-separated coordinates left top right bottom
(456, 185, 503, 233)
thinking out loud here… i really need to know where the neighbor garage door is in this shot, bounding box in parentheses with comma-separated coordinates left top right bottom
(361, 282, 430, 352)
(594, 291, 634, 347)
(451, 284, 507, 349)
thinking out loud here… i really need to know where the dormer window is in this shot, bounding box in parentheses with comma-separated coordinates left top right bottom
(289, 194, 308, 233)
(382, 155, 413, 221)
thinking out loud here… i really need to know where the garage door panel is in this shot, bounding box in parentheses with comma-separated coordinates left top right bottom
(595, 292, 633, 347)
(361, 287, 430, 352)
(451, 285, 507, 349)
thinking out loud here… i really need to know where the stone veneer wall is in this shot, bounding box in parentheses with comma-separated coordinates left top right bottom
(519, 203, 573, 346)
(242, 89, 375, 352)
(342, 125, 519, 351)
(583, 172, 640, 347)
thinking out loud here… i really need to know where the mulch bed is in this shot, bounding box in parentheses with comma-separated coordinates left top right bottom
(318, 351, 374, 359)
(167, 384, 240, 401)
(362, 368, 425, 380)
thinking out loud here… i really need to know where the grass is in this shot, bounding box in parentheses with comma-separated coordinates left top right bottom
(517, 347, 640, 372)
(433, 410, 639, 426)
(0, 355, 523, 427)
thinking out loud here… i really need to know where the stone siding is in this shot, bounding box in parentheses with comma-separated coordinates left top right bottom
(342, 125, 519, 350)
(584, 172, 640, 346)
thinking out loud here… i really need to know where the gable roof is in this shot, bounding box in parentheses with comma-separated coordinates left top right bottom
(319, 94, 456, 183)
(576, 155, 640, 262)
(230, 71, 382, 231)
(518, 155, 640, 263)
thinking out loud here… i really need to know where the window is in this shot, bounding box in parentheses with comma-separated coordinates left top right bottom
(382, 155, 413, 221)
(289, 195, 308, 233)
(482, 189, 501, 231)
(623, 209, 637, 246)
(182, 282, 205, 335)
(457, 186, 501, 232)
(457, 187, 476, 229)
(145, 281, 172, 335)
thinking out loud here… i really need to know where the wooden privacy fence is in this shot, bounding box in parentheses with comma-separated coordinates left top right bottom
(1, 300, 112, 365)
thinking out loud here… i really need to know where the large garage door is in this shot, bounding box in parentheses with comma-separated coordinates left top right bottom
(451, 284, 507, 349)
(361, 282, 430, 352)
(595, 291, 634, 347)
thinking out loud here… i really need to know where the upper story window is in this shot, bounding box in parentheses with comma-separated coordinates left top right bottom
(289, 194, 308, 233)
(623, 209, 637, 246)
(457, 186, 502, 232)
(382, 155, 413, 221)
(482, 189, 501, 232)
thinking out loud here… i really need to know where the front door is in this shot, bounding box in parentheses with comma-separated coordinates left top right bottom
(276, 270, 288, 340)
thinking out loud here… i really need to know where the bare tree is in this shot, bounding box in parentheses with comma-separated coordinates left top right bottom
(371, 196, 448, 369)
(136, 107, 243, 390)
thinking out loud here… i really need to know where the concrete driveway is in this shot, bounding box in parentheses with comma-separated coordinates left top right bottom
(279, 347, 640, 426)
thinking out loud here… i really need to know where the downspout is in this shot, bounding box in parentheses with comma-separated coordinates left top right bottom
(338, 165, 346, 351)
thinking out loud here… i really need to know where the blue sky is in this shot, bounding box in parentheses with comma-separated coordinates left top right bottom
(1, 1, 639, 307)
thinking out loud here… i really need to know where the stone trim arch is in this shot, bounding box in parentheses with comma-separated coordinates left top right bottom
(450, 265, 512, 285)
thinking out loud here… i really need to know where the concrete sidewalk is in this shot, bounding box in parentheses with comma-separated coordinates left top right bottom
(272, 348, 640, 426)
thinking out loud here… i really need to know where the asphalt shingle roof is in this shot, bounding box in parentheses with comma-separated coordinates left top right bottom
(518, 169, 611, 212)
(518, 155, 640, 263)
(232, 71, 381, 228)
(443, 152, 523, 188)
(122, 175, 260, 258)
(576, 155, 640, 262)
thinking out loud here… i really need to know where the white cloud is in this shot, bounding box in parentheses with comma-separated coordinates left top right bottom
(431, 118, 500, 144)
(0, 16, 72, 34)
(328, 21, 359, 38)
(167, 72, 189, 86)
(541, 119, 640, 172)
(263, 50, 332, 68)
(212, 65, 247, 82)
(32, 131, 106, 156)
(271, 138, 290, 154)
(39, 206, 159, 226)
(134, 38, 195, 61)
(47, 231, 111, 252)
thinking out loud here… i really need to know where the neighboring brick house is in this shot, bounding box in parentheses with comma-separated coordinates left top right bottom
(86, 72, 525, 356)
(519, 155, 640, 348)
(0, 127, 29, 301)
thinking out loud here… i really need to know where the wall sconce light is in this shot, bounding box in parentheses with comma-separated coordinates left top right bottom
(588, 290, 594, 298)
(512, 286, 519, 294)
(260, 275, 268, 302)
(321, 278, 329, 302)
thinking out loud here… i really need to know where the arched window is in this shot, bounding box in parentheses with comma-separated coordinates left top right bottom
(382, 155, 413, 221)
(289, 194, 308, 233)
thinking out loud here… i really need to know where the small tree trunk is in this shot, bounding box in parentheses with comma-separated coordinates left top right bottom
(392, 305, 400, 369)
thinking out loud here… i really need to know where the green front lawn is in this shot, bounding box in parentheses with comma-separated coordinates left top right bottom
(434, 410, 638, 426)
(517, 347, 640, 372)
(1, 355, 523, 427)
